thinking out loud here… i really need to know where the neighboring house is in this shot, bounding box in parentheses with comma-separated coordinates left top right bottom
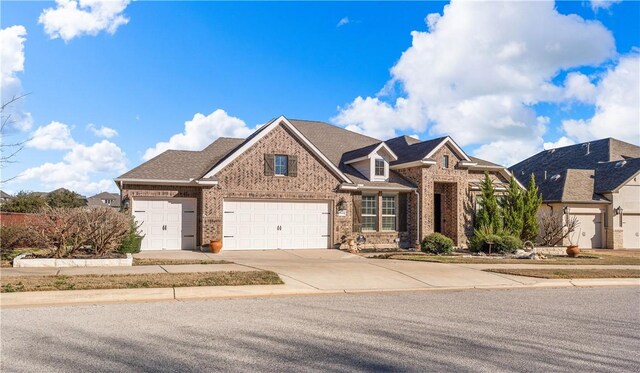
(510, 138, 640, 249)
(115, 116, 514, 251)
(0, 190, 13, 205)
(87, 192, 121, 209)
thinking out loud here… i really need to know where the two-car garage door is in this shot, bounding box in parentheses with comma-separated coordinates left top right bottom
(223, 200, 331, 250)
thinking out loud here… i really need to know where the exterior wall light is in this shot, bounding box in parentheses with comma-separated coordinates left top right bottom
(614, 206, 623, 216)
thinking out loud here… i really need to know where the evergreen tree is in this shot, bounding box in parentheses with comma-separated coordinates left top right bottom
(475, 172, 502, 231)
(46, 189, 86, 208)
(502, 175, 524, 236)
(1, 191, 46, 213)
(521, 174, 542, 242)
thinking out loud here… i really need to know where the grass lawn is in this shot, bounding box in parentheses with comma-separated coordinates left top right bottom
(132, 258, 232, 266)
(484, 268, 640, 279)
(1, 271, 283, 293)
(386, 251, 640, 265)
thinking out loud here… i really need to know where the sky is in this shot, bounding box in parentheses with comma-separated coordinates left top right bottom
(1, 0, 638, 196)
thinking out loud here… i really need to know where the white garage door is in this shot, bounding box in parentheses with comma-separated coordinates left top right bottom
(622, 214, 640, 249)
(223, 200, 330, 250)
(133, 198, 197, 250)
(571, 213, 602, 249)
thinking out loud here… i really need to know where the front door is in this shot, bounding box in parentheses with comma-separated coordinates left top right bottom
(434, 193, 442, 233)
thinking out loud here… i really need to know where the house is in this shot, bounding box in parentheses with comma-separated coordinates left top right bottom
(510, 138, 640, 249)
(0, 190, 13, 205)
(115, 116, 514, 251)
(87, 192, 121, 209)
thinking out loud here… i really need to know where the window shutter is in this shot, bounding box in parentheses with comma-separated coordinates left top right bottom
(398, 193, 408, 232)
(288, 155, 298, 177)
(352, 193, 362, 233)
(264, 154, 274, 176)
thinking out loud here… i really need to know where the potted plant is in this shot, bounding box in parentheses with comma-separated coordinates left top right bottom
(566, 227, 581, 257)
(210, 238, 223, 254)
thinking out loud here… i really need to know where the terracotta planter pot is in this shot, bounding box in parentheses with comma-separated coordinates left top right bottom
(566, 245, 580, 257)
(210, 240, 223, 254)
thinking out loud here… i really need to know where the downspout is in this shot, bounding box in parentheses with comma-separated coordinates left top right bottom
(414, 189, 420, 249)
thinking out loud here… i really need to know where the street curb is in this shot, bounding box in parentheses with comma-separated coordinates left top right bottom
(1, 279, 637, 308)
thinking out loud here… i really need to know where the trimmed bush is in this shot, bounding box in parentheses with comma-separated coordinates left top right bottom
(496, 235, 523, 254)
(0, 224, 32, 255)
(421, 233, 454, 255)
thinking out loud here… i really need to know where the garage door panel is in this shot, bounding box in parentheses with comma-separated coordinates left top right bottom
(223, 200, 330, 250)
(623, 215, 640, 249)
(571, 213, 602, 249)
(133, 198, 196, 251)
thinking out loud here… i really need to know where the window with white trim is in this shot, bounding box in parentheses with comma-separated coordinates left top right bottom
(274, 155, 288, 176)
(382, 195, 397, 231)
(362, 195, 377, 231)
(374, 158, 385, 177)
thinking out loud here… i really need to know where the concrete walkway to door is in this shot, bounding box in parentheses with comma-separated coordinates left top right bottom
(134, 249, 639, 290)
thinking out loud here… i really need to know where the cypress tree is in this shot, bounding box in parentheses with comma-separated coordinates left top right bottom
(502, 175, 524, 236)
(475, 172, 502, 231)
(521, 174, 542, 242)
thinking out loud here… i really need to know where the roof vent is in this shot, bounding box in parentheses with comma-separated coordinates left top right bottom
(544, 170, 547, 180)
(615, 160, 627, 168)
(550, 174, 561, 181)
(583, 142, 591, 155)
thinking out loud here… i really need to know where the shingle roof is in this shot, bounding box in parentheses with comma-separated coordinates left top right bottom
(117, 137, 244, 181)
(509, 138, 640, 202)
(342, 165, 416, 190)
(594, 158, 640, 193)
(385, 136, 447, 165)
(341, 142, 383, 163)
(0, 190, 12, 199)
(87, 192, 121, 208)
(288, 119, 381, 167)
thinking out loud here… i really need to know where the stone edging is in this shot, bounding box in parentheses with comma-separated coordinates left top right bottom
(13, 253, 133, 268)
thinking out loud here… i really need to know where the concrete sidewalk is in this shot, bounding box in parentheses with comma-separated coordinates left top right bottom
(1, 249, 638, 307)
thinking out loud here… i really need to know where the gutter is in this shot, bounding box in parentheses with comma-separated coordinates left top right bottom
(339, 184, 417, 192)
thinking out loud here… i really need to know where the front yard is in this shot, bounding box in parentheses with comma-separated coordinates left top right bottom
(382, 250, 640, 265)
(484, 268, 640, 279)
(1, 271, 283, 293)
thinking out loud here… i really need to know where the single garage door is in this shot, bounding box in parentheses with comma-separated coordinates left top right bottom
(622, 214, 640, 249)
(222, 200, 330, 250)
(133, 198, 197, 250)
(571, 213, 602, 249)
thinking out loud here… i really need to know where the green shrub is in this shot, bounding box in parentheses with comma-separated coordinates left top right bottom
(496, 235, 523, 254)
(421, 233, 454, 255)
(117, 218, 144, 254)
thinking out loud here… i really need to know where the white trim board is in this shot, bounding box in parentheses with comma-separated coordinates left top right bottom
(202, 116, 353, 183)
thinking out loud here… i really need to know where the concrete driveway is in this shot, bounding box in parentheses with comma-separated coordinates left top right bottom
(135, 249, 530, 290)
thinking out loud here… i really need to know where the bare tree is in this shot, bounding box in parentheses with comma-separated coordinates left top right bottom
(540, 212, 580, 246)
(1, 94, 30, 183)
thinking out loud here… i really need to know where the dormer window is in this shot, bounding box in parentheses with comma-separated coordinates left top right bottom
(374, 159, 385, 177)
(443, 155, 449, 169)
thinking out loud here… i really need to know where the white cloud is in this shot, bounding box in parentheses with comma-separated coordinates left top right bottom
(561, 55, 640, 144)
(0, 25, 32, 131)
(332, 0, 616, 165)
(543, 136, 576, 150)
(27, 121, 77, 150)
(87, 123, 118, 138)
(590, 0, 621, 11)
(337, 17, 350, 28)
(19, 140, 127, 194)
(563, 72, 597, 103)
(143, 109, 253, 161)
(38, 0, 131, 42)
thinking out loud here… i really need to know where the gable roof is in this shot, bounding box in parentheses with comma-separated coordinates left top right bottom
(510, 138, 640, 202)
(203, 117, 355, 183)
(385, 135, 471, 166)
(0, 190, 12, 199)
(116, 137, 243, 182)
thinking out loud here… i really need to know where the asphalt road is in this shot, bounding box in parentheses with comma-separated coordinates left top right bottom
(1, 287, 639, 372)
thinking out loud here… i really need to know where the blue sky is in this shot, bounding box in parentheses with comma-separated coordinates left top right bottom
(1, 0, 638, 195)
